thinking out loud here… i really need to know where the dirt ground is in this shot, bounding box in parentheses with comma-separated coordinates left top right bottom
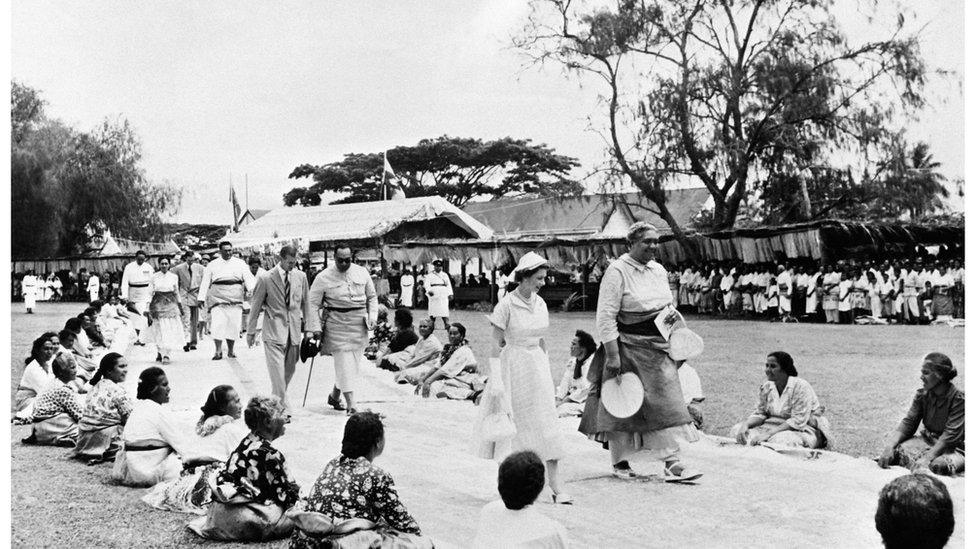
(9, 303, 966, 548)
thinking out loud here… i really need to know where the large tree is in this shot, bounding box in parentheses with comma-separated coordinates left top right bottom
(285, 135, 582, 207)
(11, 82, 182, 257)
(517, 0, 927, 247)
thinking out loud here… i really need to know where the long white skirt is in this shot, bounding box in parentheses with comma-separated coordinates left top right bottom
(400, 285, 414, 307)
(24, 292, 36, 309)
(209, 305, 242, 341)
(150, 316, 185, 356)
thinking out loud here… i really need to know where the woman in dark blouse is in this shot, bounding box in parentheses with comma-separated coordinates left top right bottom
(877, 352, 964, 476)
(377, 308, 420, 371)
(290, 411, 432, 548)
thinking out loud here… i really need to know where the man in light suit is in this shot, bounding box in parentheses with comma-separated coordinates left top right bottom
(246, 245, 312, 411)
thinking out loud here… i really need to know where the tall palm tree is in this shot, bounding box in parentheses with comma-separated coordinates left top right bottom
(887, 143, 948, 221)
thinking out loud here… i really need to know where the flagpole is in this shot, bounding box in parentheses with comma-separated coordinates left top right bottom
(382, 151, 387, 201)
(245, 173, 249, 211)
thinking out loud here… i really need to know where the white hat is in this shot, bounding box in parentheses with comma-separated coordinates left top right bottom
(513, 252, 548, 274)
(668, 327, 704, 361)
(601, 372, 644, 418)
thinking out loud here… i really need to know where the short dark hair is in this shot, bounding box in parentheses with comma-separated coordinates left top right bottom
(876, 473, 954, 549)
(64, 317, 82, 333)
(58, 329, 76, 343)
(27, 332, 58, 365)
(341, 411, 384, 459)
(574, 330, 597, 357)
(767, 351, 797, 377)
(280, 245, 298, 258)
(136, 367, 167, 400)
(247, 255, 262, 266)
(182, 250, 193, 259)
(333, 243, 353, 257)
(393, 308, 413, 329)
(135, 249, 146, 257)
(218, 241, 232, 249)
(497, 451, 545, 510)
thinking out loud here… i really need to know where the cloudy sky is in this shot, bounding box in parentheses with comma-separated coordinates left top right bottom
(12, 1, 965, 223)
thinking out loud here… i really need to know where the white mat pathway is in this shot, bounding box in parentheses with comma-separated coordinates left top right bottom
(121, 339, 965, 548)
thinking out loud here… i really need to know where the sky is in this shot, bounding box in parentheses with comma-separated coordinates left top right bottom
(11, 0, 965, 224)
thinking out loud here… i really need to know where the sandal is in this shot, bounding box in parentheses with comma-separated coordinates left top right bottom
(664, 461, 702, 483)
(551, 493, 574, 505)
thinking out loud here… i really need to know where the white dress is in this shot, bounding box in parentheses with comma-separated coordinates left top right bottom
(399, 273, 415, 307)
(425, 271, 453, 318)
(22, 275, 38, 309)
(478, 291, 565, 461)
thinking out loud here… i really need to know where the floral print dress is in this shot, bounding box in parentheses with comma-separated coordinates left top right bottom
(216, 432, 300, 508)
(289, 455, 421, 548)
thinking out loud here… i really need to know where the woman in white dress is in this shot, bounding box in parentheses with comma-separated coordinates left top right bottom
(475, 252, 571, 504)
(147, 257, 185, 364)
(22, 270, 39, 313)
(13, 333, 58, 421)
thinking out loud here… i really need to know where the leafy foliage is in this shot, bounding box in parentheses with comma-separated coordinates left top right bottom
(285, 136, 582, 207)
(11, 82, 182, 257)
(518, 0, 929, 237)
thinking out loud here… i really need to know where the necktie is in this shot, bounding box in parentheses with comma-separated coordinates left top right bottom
(284, 273, 291, 310)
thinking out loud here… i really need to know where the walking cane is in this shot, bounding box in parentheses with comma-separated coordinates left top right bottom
(302, 354, 316, 408)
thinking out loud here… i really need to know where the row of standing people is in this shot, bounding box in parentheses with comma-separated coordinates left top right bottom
(669, 258, 965, 323)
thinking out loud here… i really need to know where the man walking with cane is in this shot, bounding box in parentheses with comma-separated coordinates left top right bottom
(246, 245, 312, 412)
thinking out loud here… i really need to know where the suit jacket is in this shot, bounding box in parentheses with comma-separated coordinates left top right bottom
(247, 265, 312, 345)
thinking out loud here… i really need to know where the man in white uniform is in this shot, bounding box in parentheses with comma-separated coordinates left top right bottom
(22, 270, 39, 313)
(121, 250, 155, 344)
(399, 269, 415, 308)
(425, 259, 453, 330)
(775, 264, 793, 320)
(87, 272, 101, 303)
(198, 241, 255, 360)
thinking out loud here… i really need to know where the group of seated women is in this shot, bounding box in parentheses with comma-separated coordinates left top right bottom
(727, 350, 964, 477)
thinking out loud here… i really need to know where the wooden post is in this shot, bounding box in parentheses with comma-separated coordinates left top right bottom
(491, 267, 497, 306)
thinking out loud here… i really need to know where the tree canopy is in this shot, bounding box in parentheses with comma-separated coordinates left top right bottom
(11, 81, 182, 258)
(285, 135, 582, 207)
(517, 0, 930, 247)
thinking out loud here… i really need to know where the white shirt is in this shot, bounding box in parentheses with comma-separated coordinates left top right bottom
(472, 500, 569, 549)
(18, 359, 53, 393)
(776, 271, 792, 295)
(719, 274, 734, 292)
(121, 260, 155, 302)
(122, 399, 190, 456)
(198, 256, 256, 303)
(151, 271, 179, 293)
(596, 254, 672, 343)
(87, 275, 100, 292)
(556, 355, 593, 403)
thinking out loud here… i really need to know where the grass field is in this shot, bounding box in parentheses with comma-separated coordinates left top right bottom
(9, 302, 966, 547)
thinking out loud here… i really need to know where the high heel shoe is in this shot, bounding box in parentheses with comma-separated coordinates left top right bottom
(551, 493, 574, 505)
(327, 395, 345, 411)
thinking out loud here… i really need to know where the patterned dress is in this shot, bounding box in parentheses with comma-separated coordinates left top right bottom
(216, 432, 300, 508)
(73, 378, 134, 459)
(289, 456, 422, 548)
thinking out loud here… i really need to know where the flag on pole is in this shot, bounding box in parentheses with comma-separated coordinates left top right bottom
(383, 152, 406, 201)
(230, 182, 241, 231)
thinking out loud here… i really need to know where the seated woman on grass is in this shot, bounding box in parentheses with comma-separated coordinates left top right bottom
(554, 330, 596, 418)
(472, 451, 569, 549)
(729, 351, 831, 449)
(289, 411, 433, 549)
(415, 322, 482, 401)
(143, 384, 249, 513)
(392, 318, 443, 384)
(73, 352, 134, 463)
(24, 352, 85, 446)
(189, 395, 300, 542)
(13, 332, 58, 422)
(112, 367, 219, 487)
(877, 352, 964, 476)
(376, 308, 420, 371)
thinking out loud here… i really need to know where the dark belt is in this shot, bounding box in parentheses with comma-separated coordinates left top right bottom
(128, 282, 150, 288)
(326, 306, 365, 313)
(124, 443, 171, 452)
(616, 314, 662, 337)
(212, 279, 243, 285)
